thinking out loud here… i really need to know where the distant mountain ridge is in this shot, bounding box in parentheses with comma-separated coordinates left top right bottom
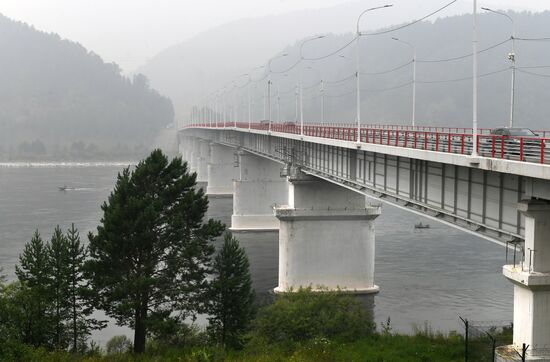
(140, 7, 550, 130)
(0, 14, 174, 160)
(137, 0, 474, 122)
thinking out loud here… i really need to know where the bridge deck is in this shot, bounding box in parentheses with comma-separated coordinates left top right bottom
(187, 122, 550, 166)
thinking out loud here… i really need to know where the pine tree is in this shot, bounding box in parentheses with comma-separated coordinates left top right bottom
(15, 230, 53, 347)
(87, 149, 224, 353)
(48, 225, 71, 349)
(208, 233, 255, 349)
(66, 224, 104, 352)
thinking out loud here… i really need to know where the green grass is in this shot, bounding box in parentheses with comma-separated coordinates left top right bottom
(4, 333, 465, 361)
(227, 333, 464, 362)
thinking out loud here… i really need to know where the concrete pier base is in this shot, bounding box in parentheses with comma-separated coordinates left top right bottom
(274, 168, 381, 294)
(195, 140, 210, 184)
(230, 151, 288, 231)
(497, 200, 550, 361)
(206, 143, 235, 197)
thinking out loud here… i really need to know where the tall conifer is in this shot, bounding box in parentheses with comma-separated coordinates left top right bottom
(87, 149, 224, 353)
(208, 233, 255, 349)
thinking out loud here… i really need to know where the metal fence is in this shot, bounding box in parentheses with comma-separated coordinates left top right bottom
(460, 317, 513, 362)
(460, 317, 550, 361)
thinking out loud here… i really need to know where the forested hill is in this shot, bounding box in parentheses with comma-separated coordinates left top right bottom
(141, 9, 550, 131)
(0, 14, 174, 160)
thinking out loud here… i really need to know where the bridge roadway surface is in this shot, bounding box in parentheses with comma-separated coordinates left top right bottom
(182, 121, 550, 245)
(180, 122, 550, 357)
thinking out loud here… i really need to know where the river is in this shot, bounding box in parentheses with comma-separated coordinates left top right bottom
(0, 162, 512, 345)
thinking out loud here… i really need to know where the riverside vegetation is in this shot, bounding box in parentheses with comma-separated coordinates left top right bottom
(0, 150, 466, 361)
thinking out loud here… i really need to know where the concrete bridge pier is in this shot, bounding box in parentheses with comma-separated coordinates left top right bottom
(179, 136, 193, 168)
(498, 200, 550, 361)
(230, 151, 288, 231)
(188, 138, 200, 174)
(206, 143, 235, 196)
(274, 167, 381, 294)
(195, 139, 210, 185)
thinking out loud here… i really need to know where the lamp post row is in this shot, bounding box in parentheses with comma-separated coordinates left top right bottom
(197, 1, 512, 158)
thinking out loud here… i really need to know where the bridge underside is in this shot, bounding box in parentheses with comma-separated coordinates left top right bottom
(181, 129, 527, 245)
(180, 128, 550, 356)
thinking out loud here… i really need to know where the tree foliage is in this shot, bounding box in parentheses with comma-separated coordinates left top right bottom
(65, 224, 105, 352)
(86, 149, 224, 353)
(0, 14, 174, 157)
(9, 226, 102, 351)
(15, 230, 53, 347)
(249, 287, 375, 346)
(208, 233, 255, 349)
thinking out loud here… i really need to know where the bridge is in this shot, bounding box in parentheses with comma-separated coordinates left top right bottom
(179, 121, 550, 356)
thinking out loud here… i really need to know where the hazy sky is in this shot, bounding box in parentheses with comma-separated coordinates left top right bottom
(1, 0, 549, 72)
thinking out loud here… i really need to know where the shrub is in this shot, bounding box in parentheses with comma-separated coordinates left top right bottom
(248, 287, 374, 347)
(106, 335, 132, 355)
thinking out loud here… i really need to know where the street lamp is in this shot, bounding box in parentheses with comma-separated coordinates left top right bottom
(304, 65, 323, 124)
(248, 65, 266, 126)
(356, 4, 393, 143)
(482, 7, 516, 128)
(214, 91, 220, 128)
(268, 53, 289, 133)
(208, 96, 213, 127)
(472, 0, 478, 157)
(237, 73, 252, 129)
(222, 87, 227, 128)
(392, 37, 417, 127)
(299, 35, 326, 136)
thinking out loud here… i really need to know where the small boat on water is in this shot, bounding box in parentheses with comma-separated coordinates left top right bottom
(58, 185, 68, 191)
(414, 222, 430, 229)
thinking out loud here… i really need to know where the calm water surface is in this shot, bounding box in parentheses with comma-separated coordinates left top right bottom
(0, 163, 512, 344)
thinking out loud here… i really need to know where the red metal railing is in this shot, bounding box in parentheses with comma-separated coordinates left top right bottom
(185, 122, 550, 165)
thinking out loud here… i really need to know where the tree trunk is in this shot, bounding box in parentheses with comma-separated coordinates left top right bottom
(133, 303, 148, 353)
(72, 290, 77, 352)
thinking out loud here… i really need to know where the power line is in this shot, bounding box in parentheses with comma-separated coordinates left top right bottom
(417, 38, 510, 63)
(362, 0, 459, 36)
(278, 86, 296, 95)
(325, 89, 356, 98)
(303, 80, 322, 90)
(302, 0, 461, 63)
(324, 73, 356, 85)
(269, 58, 302, 74)
(301, 36, 357, 61)
(516, 65, 550, 70)
(417, 66, 510, 84)
(515, 36, 550, 41)
(361, 60, 413, 75)
(517, 68, 550, 78)
(362, 81, 413, 92)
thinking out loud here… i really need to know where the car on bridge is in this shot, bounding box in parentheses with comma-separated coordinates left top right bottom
(282, 121, 298, 133)
(479, 127, 549, 161)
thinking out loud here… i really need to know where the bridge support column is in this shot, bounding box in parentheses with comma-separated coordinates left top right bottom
(498, 200, 550, 360)
(274, 168, 381, 294)
(195, 140, 210, 184)
(178, 136, 191, 166)
(230, 151, 288, 231)
(188, 138, 200, 174)
(206, 143, 235, 196)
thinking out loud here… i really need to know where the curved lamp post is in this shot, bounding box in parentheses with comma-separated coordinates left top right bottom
(268, 53, 289, 133)
(299, 35, 326, 135)
(356, 4, 393, 142)
(482, 7, 516, 128)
